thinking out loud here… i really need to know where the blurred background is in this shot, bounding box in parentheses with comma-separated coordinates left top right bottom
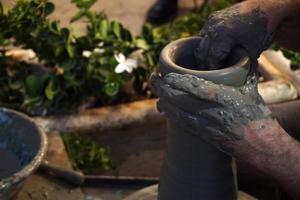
(0, 0, 299, 200)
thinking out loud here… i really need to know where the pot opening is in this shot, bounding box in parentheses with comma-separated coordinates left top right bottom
(170, 38, 247, 71)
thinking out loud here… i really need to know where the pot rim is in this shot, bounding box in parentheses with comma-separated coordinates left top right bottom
(0, 108, 47, 191)
(159, 36, 250, 78)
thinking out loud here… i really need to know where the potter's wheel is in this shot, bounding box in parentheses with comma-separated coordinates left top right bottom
(123, 184, 257, 200)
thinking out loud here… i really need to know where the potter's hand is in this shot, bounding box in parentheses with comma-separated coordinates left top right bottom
(151, 73, 273, 154)
(195, 2, 275, 69)
(153, 73, 300, 199)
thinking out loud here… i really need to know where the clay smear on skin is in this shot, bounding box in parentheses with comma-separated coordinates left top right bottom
(152, 66, 272, 155)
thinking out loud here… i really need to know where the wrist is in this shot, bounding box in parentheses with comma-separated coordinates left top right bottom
(264, 139, 300, 198)
(230, 119, 294, 171)
(234, 119, 300, 193)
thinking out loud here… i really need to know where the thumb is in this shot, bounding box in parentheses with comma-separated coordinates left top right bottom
(239, 62, 262, 103)
(195, 35, 234, 70)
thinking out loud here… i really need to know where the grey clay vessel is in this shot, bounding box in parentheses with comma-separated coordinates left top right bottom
(0, 108, 47, 200)
(157, 37, 250, 200)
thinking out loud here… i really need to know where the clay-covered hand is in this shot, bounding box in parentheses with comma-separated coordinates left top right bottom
(195, 3, 275, 69)
(151, 73, 274, 155)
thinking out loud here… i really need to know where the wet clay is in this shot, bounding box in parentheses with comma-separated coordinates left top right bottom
(155, 29, 255, 198)
(158, 120, 235, 200)
(152, 72, 272, 155)
(151, 69, 272, 199)
(194, 4, 275, 69)
(0, 148, 21, 180)
(152, 73, 237, 199)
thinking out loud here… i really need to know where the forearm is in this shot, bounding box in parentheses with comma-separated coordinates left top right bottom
(244, 0, 300, 50)
(268, 141, 300, 200)
(256, 132, 300, 199)
(238, 0, 300, 30)
(232, 119, 300, 199)
(152, 73, 300, 198)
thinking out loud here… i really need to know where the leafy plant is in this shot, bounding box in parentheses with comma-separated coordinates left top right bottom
(0, 0, 148, 114)
(62, 132, 112, 173)
(282, 49, 300, 70)
(2, 0, 278, 115)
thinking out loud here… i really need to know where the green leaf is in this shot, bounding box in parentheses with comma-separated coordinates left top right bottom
(142, 23, 152, 38)
(26, 75, 41, 96)
(100, 20, 108, 38)
(55, 46, 65, 56)
(146, 53, 155, 66)
(136, 38, 149, 50)
(104, 82, 119, 96)
(49, 21, 60, 34)
(111, 21, 122, 40)
(71, 10, 85, 23)
(63, 73, 81, 88)
(71, 0, 97, 9)
(66, 44, 75, 58)
(61, 60, 76, 71)
(44, 2, 55, 17)
(84, 10, 95, 21)
(45, 77, 58, 101)
(23, 96, 41, 107)
(61, 28, 70, 40)
(87, 64, 94, 77)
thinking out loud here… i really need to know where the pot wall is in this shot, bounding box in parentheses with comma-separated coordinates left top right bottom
(157, 37, 252, 200)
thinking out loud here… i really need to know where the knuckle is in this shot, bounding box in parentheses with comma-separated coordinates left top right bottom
(208, 11, 223, 23)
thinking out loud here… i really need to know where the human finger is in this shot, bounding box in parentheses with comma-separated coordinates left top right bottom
(151, 73, 201, 113)
(163, 73, 222, 102)
(205, 36, 235, 69)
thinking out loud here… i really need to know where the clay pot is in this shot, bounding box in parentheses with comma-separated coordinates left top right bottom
(157, 37, 250, 200)
(0, 108, 47, 200)
(160, 36, 250, 86)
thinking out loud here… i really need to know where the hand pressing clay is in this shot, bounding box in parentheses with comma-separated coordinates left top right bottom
(151, 72, 273, 155)
(194, 3, 275, 69)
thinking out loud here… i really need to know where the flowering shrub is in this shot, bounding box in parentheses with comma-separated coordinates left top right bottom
(62, 132, 112, 173)
(0, 0, 233, 115)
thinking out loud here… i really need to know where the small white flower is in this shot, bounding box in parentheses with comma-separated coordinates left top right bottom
(114, 53, 138, 74)
(82, 50, 92, 58)
(93, 48, 105, 54)
(97, 42, 104, 47)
